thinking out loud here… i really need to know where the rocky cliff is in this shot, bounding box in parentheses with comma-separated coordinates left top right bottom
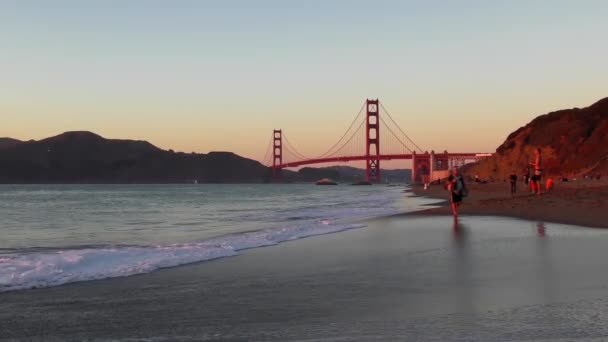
(465, 97, 608, 178)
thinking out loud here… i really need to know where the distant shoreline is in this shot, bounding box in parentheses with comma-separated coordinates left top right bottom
(0, 181, 410, 185)
(403, 180, 608, 229)
(0, 182, 273, 185)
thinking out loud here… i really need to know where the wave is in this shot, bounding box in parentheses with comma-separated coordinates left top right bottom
(0, 220, 366, 292)
(0, 187, 410, 292)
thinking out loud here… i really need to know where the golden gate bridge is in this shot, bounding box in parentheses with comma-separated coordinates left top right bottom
(262, 99, 491, 183)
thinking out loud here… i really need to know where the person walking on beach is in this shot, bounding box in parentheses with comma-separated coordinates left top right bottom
(444, 170, 453, 191)
(529, 148, 543, 196)
(509, 172, 517, 196)
(447, 166, 467, 219)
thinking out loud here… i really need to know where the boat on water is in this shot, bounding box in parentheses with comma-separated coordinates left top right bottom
(315, 178, 338, 185)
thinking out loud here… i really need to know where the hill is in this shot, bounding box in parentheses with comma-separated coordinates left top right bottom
(0, 131, 271, 183)
(465, 97, 608, 179)
(0, 131, 412, 184)
(0, 138, 22, 149)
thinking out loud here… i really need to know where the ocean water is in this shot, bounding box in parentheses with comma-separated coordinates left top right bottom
(0, 184, 435, 292)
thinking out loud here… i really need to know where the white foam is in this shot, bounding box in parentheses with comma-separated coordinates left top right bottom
(0, 187, 409, 292)
(0, 221, 365, 292)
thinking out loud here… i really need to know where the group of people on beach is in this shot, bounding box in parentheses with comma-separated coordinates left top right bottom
(514, 148, 545, 196)
(444, 148, 546, 219)
(510, 148, 554, 197)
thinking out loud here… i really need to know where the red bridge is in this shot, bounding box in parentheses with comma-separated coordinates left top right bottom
(262, 99, 491, 183)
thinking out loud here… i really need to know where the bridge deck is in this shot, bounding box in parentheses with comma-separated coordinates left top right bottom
(278, 153, 485, 168)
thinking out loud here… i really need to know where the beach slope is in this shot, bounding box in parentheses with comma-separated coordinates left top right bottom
(408, 181, 608, 228)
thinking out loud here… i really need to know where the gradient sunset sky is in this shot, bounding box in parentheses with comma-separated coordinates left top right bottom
(2, 0, 607, 163)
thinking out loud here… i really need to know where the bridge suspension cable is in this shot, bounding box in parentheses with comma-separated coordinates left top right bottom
(266, 99, 433, 169)
(379, 116, 416, 155)
(282, 133, 311, 161)
(261, 133, 274, 166)
(379, 102, 424, 153)
(321, 119, 366, 159)
(316, 101, 367, 159)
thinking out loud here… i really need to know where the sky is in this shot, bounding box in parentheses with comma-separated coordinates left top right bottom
(1, 0, 607, 165)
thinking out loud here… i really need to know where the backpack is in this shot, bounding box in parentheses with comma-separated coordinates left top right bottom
(457, 175, 469, 197)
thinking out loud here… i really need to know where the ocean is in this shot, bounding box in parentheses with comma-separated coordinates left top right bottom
(0, 184, 435, 292)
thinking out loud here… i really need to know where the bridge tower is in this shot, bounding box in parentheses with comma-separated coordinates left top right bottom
(365, 99, 381, 183)
(411, 151, 417, 184)
(272, 129, 282, 180)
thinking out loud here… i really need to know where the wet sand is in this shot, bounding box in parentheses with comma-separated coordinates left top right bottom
(2, 215, 608, 341)
(408, 180, 608, 228)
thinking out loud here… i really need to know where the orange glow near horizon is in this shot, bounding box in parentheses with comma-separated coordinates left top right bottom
(3, 92, 606, 166)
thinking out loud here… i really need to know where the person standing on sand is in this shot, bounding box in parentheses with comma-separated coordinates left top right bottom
(447, 166, 466, 219)
(509, 172, 517, 196)
(545, 177, 554, 192)
(529, 148, 543, 196)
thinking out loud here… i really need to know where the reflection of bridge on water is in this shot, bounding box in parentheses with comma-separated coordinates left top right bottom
(262, 99, 492, 183)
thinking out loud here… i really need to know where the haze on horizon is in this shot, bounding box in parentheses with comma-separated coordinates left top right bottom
(2, 0, 607, 163)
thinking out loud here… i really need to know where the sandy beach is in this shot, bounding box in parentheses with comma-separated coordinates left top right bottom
(408, 180, 608, 228)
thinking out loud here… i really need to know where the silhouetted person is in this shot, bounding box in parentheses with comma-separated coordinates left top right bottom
(447, 166, 467, 220)
(529, 148, 543, 196)
(509, 172, 517, 196)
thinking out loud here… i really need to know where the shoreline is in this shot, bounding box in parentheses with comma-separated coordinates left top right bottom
(1, 183, 604, 295)
(404, 180, 608, 229)
(3, 211, 608, 340)
(2, 185, 608, 340)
